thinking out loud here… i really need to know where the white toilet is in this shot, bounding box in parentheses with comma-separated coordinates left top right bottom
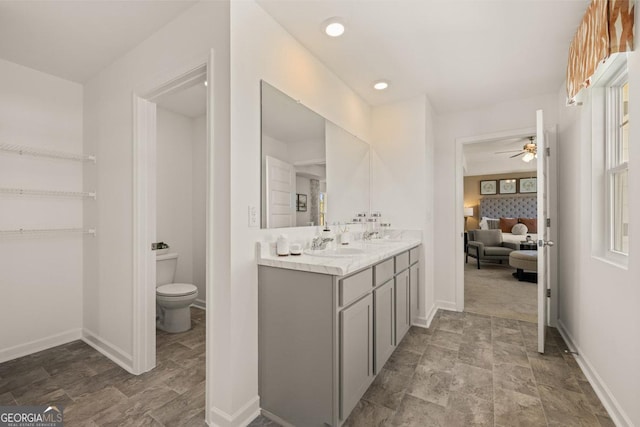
(156, 252, 198, 333)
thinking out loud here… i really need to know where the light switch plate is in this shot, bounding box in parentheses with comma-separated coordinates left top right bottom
(248, 206, 258, 227)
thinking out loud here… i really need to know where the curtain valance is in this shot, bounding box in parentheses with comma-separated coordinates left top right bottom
(567, 0, 635, 101)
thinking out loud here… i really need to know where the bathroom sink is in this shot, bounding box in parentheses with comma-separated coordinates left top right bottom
(304, 247, 366, 257)
(363, 239, 405, 244)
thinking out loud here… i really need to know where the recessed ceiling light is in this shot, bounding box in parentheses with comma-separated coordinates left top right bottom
(204, 81, 208, 87)
(323, 17, 345, 37)
(373, 80, 389, 90)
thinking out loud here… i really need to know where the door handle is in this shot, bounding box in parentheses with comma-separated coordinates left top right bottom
(538, 240, 555, 247)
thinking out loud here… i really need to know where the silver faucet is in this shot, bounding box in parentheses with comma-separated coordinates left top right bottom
(311, 236, 334, 250)
(363, 230, 379, 240)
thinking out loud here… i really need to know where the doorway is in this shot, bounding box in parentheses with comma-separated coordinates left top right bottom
(454, 124, 558, 345)
(462, 140, 539, 322)
(132, 57, 213, 377)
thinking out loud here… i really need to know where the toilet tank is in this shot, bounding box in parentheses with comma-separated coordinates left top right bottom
(156, 252, 178, 286)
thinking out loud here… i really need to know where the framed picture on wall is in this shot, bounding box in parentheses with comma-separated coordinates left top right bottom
(480, 180, 497, 195)
(519, 178, 537, 193)
(296, 193, 307, 212)
(499, 179, 517, 194)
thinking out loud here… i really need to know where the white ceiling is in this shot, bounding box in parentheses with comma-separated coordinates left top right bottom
(0, 1, 196, 83)
(0, 0, 588, 114)
(463, 136, 537, 176)
(257, 0, 589, 113)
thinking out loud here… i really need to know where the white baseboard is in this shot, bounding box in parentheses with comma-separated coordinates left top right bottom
(82, 328, 134, 373)
(0, 328, 82, 364)
(193, 299, 206, 310)
(424, 303, 438, 328)
(435, 300, 458, 311)
(412, 316, 428, 328)
(557, 320, 632, 427)
(207, 396, 260, 427)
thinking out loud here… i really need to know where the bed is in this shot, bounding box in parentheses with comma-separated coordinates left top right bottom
(477, 195, 538, 245)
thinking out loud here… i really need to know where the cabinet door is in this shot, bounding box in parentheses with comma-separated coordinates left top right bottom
(410, 265, 419, 325)
(374, 280, 395, 374)
(340, 294, 374, 421)
(395, 269, 411, 343)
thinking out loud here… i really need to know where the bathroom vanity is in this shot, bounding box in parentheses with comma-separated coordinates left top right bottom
(257, 240, 421, 426)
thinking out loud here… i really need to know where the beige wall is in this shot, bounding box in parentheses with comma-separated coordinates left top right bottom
(464, 171, 536, 230)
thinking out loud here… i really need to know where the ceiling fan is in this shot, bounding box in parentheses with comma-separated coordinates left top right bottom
(494, 136, 537, 162)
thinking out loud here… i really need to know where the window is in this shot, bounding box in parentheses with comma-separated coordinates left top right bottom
(606, 71, 629, 255)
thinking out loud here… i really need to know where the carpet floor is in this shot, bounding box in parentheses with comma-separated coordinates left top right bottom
(464, 260, 537, 323)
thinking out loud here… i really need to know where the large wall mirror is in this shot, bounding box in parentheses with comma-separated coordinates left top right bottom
(261, 81, 370, 229)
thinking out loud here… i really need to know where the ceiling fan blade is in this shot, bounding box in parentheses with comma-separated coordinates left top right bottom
(494, 150, 523, 154)
(510, 152, 525, 158)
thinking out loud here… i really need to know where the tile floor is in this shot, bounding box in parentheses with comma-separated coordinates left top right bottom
(0, 307, 206, 426)
(340, 310, 614, 427)
(0, 308, 612, 426)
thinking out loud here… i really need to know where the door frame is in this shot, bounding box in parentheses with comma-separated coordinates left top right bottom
(132, 53, 214, 374)
(454, 126, 558, 326)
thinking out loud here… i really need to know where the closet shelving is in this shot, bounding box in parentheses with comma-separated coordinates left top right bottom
(1, 143, 97, 237)
(0, 143, 96, 163)
(0, 187, 96, 199)
(0, 228, 96, 236)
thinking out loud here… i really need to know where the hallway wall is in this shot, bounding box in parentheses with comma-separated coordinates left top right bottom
(556, 45, 640, 425)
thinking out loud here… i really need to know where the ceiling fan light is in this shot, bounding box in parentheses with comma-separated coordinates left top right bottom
(522, 152, 535, 162)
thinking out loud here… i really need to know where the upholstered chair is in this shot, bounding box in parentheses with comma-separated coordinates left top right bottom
(466, 229, 518, 269)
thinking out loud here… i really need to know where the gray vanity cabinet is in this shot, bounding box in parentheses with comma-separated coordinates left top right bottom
(340, 293, 374, 420)
(374, 279, 395, 374)
(395, 269, 411, 342)
(258, 244, 420, 427)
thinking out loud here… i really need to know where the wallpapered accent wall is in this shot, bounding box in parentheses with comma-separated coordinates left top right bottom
(480, 195, 537, 219)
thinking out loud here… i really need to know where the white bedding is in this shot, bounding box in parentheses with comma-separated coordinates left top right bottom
(502, 232, 537, 245)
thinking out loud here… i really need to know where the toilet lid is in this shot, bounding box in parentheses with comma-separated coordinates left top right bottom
(156, 283, 197, 297)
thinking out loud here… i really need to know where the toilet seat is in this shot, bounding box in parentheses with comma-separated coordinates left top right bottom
(156, 283, 197, 297)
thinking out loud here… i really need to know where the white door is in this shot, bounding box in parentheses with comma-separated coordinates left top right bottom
(536, 110, 553, 353)
(265, 155, 295, 228)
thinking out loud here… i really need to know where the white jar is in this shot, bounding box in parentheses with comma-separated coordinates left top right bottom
(339, 231, 351, 245)
(276, 234, 290, 256)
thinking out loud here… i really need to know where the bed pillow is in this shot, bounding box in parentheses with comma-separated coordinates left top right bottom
(511, 223, 528, 235)
(479, 217, 500, 230)
(518, 218, 537, 233)
(499, 217, 518, 233)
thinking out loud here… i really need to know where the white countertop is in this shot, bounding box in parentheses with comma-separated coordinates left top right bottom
(256, 238, 421, 276)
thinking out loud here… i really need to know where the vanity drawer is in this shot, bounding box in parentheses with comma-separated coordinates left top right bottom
(395, 251, 409, 273)
(409, 247, 420, 265)
(374, 259, 394, 286)
(340, 268, 373, 307)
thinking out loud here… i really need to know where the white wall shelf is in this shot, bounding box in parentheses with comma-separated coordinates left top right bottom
(0, 187, 96, 199)
(0, 228, 96, 237)
(0, 143, 96, 163)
